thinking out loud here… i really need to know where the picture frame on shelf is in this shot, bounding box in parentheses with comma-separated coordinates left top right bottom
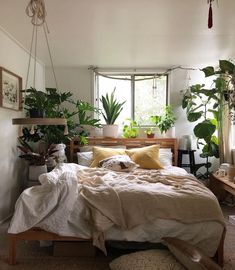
(0, 67, 22, 111)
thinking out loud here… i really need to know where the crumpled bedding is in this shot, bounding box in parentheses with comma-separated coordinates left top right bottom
(8, 163, 225, 256)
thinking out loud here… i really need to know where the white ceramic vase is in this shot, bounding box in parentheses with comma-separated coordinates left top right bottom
(165, 126, 175, 138)
(103, 125, 119, 138)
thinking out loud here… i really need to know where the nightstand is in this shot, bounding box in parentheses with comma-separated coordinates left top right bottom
(209, 173, 235, 201)
(177, 150, 196, 175)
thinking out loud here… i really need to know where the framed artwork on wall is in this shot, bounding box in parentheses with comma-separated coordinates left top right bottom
(0, 67, 22, 111)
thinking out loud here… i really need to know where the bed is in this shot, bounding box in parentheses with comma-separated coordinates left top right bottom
(8, 137, 225, 266)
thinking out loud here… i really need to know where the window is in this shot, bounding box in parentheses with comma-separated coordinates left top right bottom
(94, 73, 168, 125)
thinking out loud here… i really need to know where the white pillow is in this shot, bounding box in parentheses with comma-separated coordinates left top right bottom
(159, 148, 172, 166)
(99, 155, 137, 172)
(109, 249, 184, 270)
(77, 152, 93, 167)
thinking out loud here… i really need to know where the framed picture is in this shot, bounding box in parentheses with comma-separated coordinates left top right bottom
(0, 67, 22, 111)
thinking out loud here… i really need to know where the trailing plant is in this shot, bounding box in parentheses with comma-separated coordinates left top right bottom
(122, 118, 139, 138)
(151, 105, 176, 134)
(100, 88, 126, 125)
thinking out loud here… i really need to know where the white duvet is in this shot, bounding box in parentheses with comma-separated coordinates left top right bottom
(8, 163, 224, 256)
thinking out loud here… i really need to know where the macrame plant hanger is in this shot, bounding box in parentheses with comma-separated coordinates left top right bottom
(12, 0, 68, 135)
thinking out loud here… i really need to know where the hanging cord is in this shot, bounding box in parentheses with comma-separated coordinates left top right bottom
(89, 66, 198, 82)
(24, 0, 58, 91)
(43, 23, 58, 90)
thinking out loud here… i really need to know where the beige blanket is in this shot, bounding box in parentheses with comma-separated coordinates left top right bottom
(77, 167, 224, 253)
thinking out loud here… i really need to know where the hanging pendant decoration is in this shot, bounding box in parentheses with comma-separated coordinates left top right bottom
(208, 0, 213, 29)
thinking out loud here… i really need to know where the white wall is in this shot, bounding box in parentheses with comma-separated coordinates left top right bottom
(0, 26, 45, 222)
(46, 67, 92, 103)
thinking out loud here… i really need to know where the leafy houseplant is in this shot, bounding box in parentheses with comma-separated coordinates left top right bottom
(22, 87, 101, 146)
(24, 88, 47, 117)
(100, 88, 126, 137)
(122, 118, 139, 138)
(181, 60, 235, 176)
(17, 138, 58, 166)
(144, 127, 155, 138)
(151, 106, 176, 135)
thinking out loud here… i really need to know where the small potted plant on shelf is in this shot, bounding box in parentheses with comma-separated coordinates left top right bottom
(24, 88, 47, 118)
(100, 88, 126, 138)
(122, 118, 139, 138)
(144, 127, 155, 138)
(151, 105, 176, 137)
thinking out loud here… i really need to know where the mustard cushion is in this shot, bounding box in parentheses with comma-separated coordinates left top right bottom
(90, 146, 126, 167)
(125, 145, 163, 170)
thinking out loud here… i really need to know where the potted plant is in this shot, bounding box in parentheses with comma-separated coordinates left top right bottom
(181, 60, 235, 177)
(17, 138, 58, 181)
(24, 88, 47, 118)
(144, 127, 155, 138)
(100, 88, 126, 137)
(151, 105, 176, 137)
(122, 118, 139, 138)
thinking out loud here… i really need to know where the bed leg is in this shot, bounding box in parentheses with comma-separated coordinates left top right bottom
(8, 235, 17, 265)
(215, 228, 226, 267)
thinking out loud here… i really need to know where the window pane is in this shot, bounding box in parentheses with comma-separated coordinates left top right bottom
(134, 75, 167, 125)
(97, 75, 131, 125)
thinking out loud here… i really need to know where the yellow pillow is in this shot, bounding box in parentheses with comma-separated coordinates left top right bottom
(90, 146, 126, 167)
(125, 145, 163, 170)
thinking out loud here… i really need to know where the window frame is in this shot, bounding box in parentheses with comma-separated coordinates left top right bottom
(93, 72, 169, 126)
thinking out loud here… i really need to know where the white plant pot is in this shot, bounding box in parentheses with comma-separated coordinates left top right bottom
(165, 127, 175, 138)
(103, 125, 119, 138)
(29, 165, 47, 181)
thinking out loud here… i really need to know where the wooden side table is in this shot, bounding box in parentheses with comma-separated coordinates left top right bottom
(209, 173, 235, 201)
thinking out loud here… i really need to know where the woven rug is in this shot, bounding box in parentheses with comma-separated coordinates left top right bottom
(0, 205, 234, 270)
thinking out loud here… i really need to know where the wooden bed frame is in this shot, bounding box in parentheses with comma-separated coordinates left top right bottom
(8, 137, 225, 266)
(68, 137, 178, 165)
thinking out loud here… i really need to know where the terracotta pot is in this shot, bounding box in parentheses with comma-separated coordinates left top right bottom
(147, 133, 155, 138)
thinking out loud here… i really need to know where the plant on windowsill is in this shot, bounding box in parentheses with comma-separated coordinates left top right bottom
(100, 88, 126, 138)
(150, 105, 176, 137)
(122, 118, 139, 138)
(144, 127, 155, 138)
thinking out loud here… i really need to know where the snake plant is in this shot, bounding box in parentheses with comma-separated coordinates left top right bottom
(100, 88, 126, 125)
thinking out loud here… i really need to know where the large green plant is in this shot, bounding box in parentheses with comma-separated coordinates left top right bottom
(22, 88, 101, 146)
(100, 89, 126, 125)
(181, 60, 235, 174)
(151, 105, 176, 134)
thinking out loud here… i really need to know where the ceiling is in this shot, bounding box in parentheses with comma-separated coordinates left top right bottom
(0, 0, 234, 68)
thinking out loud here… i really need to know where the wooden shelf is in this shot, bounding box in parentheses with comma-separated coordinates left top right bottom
(12, 118, 67, 125)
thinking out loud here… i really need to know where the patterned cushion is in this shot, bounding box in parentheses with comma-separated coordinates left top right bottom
(99, 155, 137, 172)
(109, 249, 185, 270)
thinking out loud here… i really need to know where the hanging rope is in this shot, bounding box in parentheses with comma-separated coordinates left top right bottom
(24, 0, 58, 91)
(89, 66, 197, 82)
(26, 0, 46, 26)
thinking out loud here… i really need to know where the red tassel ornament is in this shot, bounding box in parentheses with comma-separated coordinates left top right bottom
(208, 0, 213, 29)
